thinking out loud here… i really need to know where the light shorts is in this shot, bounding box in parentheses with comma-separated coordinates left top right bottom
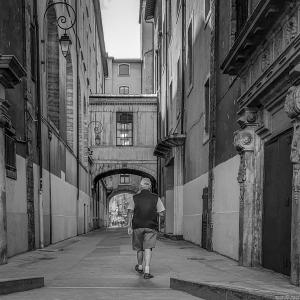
(132, 228, 157, 251)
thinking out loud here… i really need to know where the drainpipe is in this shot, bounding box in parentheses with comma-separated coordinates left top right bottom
(76, 0, 80, 235)
(48, 130, 52, 244)
(34, 0, 44, 248)
(181, 0, 186, 135)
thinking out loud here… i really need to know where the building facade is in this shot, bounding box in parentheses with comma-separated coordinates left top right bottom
(145, 0, 300, 285)
(145, 0, 211, 244)
(105, 57, 143, 95)
(0, 0, 107, 261)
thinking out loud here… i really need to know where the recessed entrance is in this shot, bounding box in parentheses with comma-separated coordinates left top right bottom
(262, 129, 292, 275)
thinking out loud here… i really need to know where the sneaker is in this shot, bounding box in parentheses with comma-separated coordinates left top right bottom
(143, 273, 154, 279)
(135, 264, 143, 274)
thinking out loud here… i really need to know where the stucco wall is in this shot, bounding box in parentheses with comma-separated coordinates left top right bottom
(6, 155, 28, 257)
(212, 155, 240, 260)
(105, 59, 142, 95)
(183, 173, 208, 245)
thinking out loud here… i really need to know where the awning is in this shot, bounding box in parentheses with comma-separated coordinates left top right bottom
(154, 134, 186, 158)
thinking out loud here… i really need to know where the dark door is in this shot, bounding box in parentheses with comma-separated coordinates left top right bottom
(262, 130, 292, 275)
(202, 187, 208, 249)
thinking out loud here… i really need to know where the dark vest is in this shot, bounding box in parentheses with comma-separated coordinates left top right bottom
(132, 190, 158, 230)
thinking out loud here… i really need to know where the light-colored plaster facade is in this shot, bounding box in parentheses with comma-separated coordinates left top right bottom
(105, 58, 143, 95)
(0, 0, 107, 259)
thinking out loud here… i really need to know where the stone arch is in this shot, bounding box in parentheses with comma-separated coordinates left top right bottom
(93, 168, 157, 193)
(107, 187, 138, 203)
(46, 1, 60, 130)
(66, 53, 74, 151)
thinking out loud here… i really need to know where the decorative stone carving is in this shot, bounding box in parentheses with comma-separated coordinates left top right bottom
(234, 130, 255, 153)
(284, 15, 298, 46)
(261, 47, 271, 73)
(284, 85, 300, 119)
(290, 122, 300, 164)
(241, 9, 300, 94)
(237, 108, 258, 129)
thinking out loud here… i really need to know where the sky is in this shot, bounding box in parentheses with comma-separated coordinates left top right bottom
(100, 0, 141, 58)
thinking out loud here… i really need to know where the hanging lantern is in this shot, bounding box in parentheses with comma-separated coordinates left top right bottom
(59, 32, 72, 58)
(95, 134, 101, 146)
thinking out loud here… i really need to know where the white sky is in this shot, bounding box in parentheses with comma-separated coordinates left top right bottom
(100, 0, 141, 58)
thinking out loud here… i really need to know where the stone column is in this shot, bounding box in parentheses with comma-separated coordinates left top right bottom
(234, 108, 261, 267)
(0, 55, 26, 264)
(285, 85, 300, 285)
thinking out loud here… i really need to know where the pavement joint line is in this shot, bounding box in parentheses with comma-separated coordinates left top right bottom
(47, 287, 171, 290)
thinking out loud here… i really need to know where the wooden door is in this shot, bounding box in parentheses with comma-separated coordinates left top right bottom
(262, 130, 292, 275)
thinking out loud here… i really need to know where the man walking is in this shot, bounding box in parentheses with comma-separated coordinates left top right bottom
(127, 178, 165, 279)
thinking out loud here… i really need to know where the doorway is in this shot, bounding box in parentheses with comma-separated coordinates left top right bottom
(262, 129, 292, 275)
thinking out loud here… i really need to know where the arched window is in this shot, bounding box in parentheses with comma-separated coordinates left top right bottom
(46, 2, 60, 130)
(118, 64, 130, 76)
(119, 86, 129, 95)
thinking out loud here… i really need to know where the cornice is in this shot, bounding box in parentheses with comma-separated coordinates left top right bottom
(0, 55, 26, 88)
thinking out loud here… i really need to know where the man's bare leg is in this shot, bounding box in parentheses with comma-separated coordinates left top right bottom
(144, 248, 152, 276)
(137, 250, 143, 271)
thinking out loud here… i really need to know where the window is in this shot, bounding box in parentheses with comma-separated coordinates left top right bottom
(176, 56, 182, 119)
(168, 0, 172, 43)
(204, 78, 210, 142)
(236, 0, 249, 37)
(116, 112, 133, 146)
(120, 174, 130, 185)
(205, 0, 210, 20)
(119, 86, 129, 95)
(187, 18, 193, 90)
(118, 64, 130, 76)
(30, 24, 36, 81)
(176, 0, 181, 15)
(5, 130, 17, 179)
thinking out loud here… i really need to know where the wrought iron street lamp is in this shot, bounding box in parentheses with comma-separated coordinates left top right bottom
(88, 121, 103, 146)
(44, 1, 76, 58)
(59, 33, 72, 58)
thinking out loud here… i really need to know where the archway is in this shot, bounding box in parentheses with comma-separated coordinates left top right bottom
(93, 168, 157, 193)
(46, 1, 60, 130)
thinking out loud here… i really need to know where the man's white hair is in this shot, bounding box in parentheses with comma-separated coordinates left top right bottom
(140, 177, 151, 190)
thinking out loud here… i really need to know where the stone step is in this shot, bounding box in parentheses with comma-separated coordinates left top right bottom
(170, 278, 300, 300)
(0, 277, 44, 295)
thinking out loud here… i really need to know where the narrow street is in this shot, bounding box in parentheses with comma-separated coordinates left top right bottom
(0, 229, 200, 299)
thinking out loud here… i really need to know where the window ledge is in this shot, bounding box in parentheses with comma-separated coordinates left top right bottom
(221, 0, 285, 75)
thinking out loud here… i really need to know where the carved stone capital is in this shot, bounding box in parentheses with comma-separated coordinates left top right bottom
(290, 121, 300, 164)
(234, 129, 255, 153)
(285, 85, 300, 119)
(0, 98, 11, 128)
(237, 107, 258, 129)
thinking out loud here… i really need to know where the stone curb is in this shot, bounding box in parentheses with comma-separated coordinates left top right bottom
(170, 278, 300, 300)
(0, 277, 44, 295)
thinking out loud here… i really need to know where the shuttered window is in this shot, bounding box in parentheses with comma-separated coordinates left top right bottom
(5, 131, 17, 179)
(118, 64, 130, 76)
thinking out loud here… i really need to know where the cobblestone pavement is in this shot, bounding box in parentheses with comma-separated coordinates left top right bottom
(0, 229, 201, 299)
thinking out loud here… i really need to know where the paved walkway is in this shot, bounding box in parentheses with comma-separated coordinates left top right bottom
(0, 229, 200, 299)
(1, 228, 300, 299)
